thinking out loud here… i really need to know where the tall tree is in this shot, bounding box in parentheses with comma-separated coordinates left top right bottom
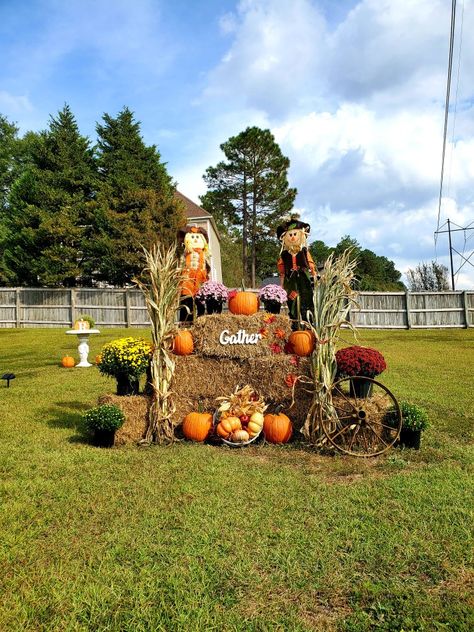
(88, 107, 185, 285)
(201, 126, 296, 287)
(406, 261, 450, 291)
(3, 106, 97, 286)
(309, 235, 405, 291)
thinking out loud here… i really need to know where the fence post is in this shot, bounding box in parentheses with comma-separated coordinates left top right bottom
(405, 292, 412, 329)
(462, 291, 469, 328)
(70, 289, 77, 327)
(125, 290, 131, 328)
(15, 288, 21, 328)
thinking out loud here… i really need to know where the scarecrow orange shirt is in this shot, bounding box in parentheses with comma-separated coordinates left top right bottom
(179, 226, 210, 297)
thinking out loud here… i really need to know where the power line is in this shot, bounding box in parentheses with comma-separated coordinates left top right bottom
(435, 0, 457, 242)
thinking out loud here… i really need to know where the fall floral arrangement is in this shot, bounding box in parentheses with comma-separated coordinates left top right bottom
(258, 284, 287, 305)
(335, 345, 386, 379)
(215, 384, 266, 445)
(195, 281, 229, 303)
(98, 337, 152, 379)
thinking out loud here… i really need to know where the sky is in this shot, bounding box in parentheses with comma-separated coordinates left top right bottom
(1, 0, 474, 288)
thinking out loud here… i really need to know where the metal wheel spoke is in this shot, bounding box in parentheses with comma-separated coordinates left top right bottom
(330, 423, 354, 443)
(334, 389, 358, 412)
(347, 425, 360, 452)
(371, 419, 400, 432)
(367, 424, 390, 448)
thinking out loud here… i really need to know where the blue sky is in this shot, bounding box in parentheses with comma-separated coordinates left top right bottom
(1, 0, 474, 287)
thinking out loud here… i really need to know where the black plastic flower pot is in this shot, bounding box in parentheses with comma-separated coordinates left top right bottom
(263, 300, 281, 314)
(116, 374, 139, 396)
(399, 428, 421, 450)
(205, 298, 223, 315)
(349, 377, 373, 399)
(92, 429, 116, 448)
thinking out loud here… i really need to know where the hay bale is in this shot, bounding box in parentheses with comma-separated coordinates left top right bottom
(98, 394, 149, 445)
(191, 312, 292, 359)
(172, 354, 312, 430)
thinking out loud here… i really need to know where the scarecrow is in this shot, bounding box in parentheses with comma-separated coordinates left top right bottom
(178, 225, 211, 322)
(276, 219, 316, 326)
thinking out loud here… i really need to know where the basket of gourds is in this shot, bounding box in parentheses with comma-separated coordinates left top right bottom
(214, 385, 266, 447)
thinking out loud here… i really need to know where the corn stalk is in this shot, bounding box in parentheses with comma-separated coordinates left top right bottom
(135, 243, 182, 444)
(301, 250, 358, 445)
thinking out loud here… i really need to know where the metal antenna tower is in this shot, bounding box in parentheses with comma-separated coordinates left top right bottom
(434, 219, 474, 289)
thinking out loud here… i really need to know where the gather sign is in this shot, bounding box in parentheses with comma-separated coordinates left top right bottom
(219, 329, 262, 345)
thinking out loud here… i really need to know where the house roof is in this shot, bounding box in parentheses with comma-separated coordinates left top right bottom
(175, 191, 212, 219)
(175, 190, 221, 242)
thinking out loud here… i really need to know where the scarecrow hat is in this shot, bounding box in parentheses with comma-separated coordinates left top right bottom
(276, 219, 311, 240)
(177, 224, 209, 244)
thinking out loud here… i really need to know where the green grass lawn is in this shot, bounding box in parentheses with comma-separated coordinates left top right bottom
(0, 327, 473, 631)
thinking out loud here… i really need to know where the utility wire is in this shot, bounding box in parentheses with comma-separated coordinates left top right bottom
(435, 0, 457, 244)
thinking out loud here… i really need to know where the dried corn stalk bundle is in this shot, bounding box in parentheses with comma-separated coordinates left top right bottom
(216, 384, 267, 416)
(301, 250, 358, 445)
(135, 243, 182, 444)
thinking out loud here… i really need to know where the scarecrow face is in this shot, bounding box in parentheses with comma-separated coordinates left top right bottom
(184, 231, 207, 252)
(283, 228, 305, 249)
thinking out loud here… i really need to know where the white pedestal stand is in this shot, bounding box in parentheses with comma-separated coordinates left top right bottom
(66, 329, 100, 367)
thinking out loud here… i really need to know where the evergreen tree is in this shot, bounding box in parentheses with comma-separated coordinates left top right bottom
(88, 107, 185, 285)
(202, 126, 296, 287)
(3, 106, 96, 286)
(309, 235, 405, 291)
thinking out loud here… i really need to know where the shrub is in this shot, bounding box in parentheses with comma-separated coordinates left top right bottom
(77, 314, 95, 328)
(399, 401, 429, 431)
(335, 345, 386, 378)
(98, 337, 152, 379)
(259, 284, 288, 305)
(195, 281, 229, 302)
(83, 404, 125, 433)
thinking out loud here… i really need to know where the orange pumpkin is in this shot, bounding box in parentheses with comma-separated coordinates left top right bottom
(216, 416, 241, 438)
(289, 330, 315, 357)
(61, 355, 75, 368)
(95, 354, 102, 365)
(182, 411, 213, 442)
(172, 329, 194, 356)
(228, 291, 259, 316)
(263, 413, 293, 444)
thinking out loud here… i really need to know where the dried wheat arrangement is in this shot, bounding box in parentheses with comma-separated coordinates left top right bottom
(301, 250, 358, 445)
(135, 243, 182, 444)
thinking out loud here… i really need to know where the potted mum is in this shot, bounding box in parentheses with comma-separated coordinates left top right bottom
(195, 281, 229, 315)
(98, 337, 152, 395)
(398, 402, 429, 449)
(83, 404, 125, 447)
(335, 345, 387, 398)
(258, 284, 287, 314)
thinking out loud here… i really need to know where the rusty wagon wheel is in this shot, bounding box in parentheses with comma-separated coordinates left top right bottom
(322, 377, 402, 457)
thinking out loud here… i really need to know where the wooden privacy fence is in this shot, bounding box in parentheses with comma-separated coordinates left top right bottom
(0, 288, 473, 329)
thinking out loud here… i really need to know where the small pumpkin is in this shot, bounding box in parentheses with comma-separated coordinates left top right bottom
(247, 420, 262, 437)
(95, 354, 102, 365)
(228, 291, 259, 316)
(231, 429, 250, 443)
(289, 330, 315, 357)
(263, 413, 293, 444)
(182, 411, 213, 442)
(61, 355, 75, 368)
(216, 416, 241, 438)
(172, 329, 194, 356)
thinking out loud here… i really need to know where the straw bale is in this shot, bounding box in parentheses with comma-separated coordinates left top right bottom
(98, 393, 149, 445)
(172, 354, 312, 430)
(191, 312, 292, 359)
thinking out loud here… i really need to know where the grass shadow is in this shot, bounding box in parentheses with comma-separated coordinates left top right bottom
(44, 401, 89, 430)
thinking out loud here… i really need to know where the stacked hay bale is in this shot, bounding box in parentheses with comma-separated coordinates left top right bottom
(103, 311, 312, 444)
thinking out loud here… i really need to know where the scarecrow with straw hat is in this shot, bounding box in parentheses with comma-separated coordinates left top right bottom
(277, 218, 316, 326)
(177, 225, 211, 322)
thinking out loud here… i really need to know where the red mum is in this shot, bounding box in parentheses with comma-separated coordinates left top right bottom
(335, 346, 386, 378)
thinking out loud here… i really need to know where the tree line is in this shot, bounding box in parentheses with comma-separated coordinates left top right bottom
(0, 106, 185, 286)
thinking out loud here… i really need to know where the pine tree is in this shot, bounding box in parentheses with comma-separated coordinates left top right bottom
(88, 107, 185, 285)
(3, 105, 97, 286)
(202, 127, 296, 287)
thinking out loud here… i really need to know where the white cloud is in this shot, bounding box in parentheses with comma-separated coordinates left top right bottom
(0, 90, 33, 113)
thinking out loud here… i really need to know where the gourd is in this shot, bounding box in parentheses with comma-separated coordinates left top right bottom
(172, 329, 194, 356)
(228, 291, 259, 316)
(182, 411, 213, 442)
(263, 413, 293, 444)
(216, 416, 241, 438)
(231, 429, 250, 443)
(288, 330, 315, 357)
